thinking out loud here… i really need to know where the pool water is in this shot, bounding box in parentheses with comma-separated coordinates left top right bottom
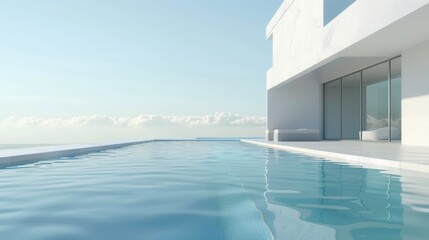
(1, 141, 429, 240)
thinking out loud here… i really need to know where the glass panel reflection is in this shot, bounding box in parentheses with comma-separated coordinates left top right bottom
(362, 62, 389, 141)
(324, 79, 341, 140)
(341, 72, 361, 139)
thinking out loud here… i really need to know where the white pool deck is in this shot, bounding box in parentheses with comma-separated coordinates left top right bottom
(242, 139, 429, 174)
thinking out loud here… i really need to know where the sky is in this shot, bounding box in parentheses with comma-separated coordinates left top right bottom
(0, 0, 283, 143)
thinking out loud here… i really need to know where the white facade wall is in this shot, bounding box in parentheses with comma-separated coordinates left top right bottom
(268, 0, 323, 89)
(267, 0, 429, 89)
(402, 41, 429, 146)
(323, 0, 429, 58)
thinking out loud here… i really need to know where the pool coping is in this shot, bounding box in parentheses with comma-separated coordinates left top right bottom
(0, 138, 252, 168)
(0, 140, 154, 168)
(241, 139, 429, 174)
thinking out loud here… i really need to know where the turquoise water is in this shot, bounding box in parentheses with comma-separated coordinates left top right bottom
(1, 141, 429, 240)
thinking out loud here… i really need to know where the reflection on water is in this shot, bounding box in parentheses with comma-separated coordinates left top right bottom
(268, 149, 403, 240)
(231, 148, 429, 240)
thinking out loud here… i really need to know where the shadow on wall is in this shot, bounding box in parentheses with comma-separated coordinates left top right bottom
(267, 75, 322, 132)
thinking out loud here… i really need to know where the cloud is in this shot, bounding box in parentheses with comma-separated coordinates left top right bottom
(0, 113, 266, 144)
(0, 112, 266, 128)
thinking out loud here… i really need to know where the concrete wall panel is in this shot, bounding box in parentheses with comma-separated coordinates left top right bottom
(402, 41, 429, 146)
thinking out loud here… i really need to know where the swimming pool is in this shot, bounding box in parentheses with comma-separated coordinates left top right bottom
(1, 141, 428, 239)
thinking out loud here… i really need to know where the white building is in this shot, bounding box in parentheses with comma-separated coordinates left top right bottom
(266, 0, 429, 146)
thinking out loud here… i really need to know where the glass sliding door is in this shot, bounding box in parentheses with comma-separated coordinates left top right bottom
(362, 62, 389, 141)
(324, 79, 341, 140)
(323, 57, 401, 142)
(341, 72, 361, 139)
(390, 57, 402, 140)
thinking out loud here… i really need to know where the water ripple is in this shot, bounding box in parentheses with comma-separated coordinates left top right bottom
(1, 141, 429, 239)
